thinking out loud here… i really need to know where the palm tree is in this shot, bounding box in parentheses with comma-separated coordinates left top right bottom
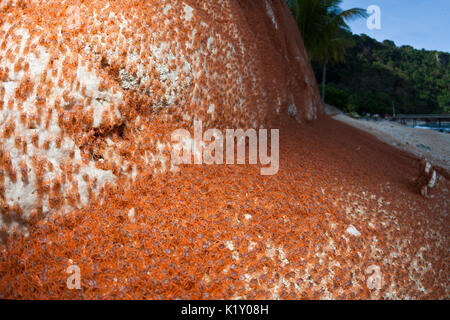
(288, 0, 367, 103)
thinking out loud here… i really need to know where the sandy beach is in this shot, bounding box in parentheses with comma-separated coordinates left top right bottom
(328, 108, 450, 172)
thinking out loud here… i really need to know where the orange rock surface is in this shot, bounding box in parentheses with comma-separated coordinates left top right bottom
(1, 1, 448, 300)
(0, 0, 321, 225)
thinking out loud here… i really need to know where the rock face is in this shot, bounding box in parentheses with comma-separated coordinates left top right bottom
(0, 0, 322, 232)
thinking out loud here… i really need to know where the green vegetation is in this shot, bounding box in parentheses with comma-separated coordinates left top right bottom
(287, 0, 367, 102)
(313, 34, 450, 115)
(318, 84, 349, 111)
(287, 0, 450, 115)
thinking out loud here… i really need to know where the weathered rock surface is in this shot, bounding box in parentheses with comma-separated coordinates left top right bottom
(0, 0, 322, 232)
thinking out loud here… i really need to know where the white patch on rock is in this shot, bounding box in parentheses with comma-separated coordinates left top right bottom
(346, 225, 361, 236)
(428, 170, 436, 188)
(265, 0, 278, 30)
(288, 104, 297, 117)
(183, 4, 194, 22)
(224, 240, 234, 251)
(128, 208, 136, 223)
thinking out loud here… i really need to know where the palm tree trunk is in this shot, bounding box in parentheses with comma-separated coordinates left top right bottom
(321, 60, 327, 104)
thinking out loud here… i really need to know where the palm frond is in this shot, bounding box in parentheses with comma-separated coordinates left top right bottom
(287, 0, 366, 64)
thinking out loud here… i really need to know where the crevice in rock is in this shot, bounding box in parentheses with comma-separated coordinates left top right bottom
(80, 122, 126, 162)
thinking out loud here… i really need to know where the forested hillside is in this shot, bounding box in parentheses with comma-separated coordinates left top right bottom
(314, 34, 450, 115)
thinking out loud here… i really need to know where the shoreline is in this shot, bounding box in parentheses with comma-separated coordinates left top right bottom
(329, 111, 450, 173)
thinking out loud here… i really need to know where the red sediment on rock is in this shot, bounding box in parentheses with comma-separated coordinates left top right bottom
(0, 117, 448, 299)
(0, 0, 321, 220)
(0, 0, 447, 300)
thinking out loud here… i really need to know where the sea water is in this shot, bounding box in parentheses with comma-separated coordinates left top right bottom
(410, 123, 450, 134)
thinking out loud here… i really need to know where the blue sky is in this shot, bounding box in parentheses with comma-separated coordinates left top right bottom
(341, 0, 450, 52)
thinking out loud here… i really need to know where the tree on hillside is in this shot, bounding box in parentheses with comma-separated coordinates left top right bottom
(321, 33, 450, 115)
(288, 0, 367, 103)
(438, 93, 450, 113)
